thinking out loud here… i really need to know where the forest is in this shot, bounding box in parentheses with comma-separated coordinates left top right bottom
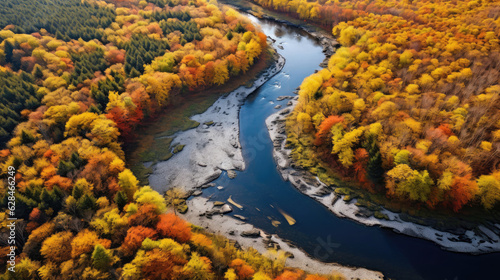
(252, 0, 500, 212)
(0, 0, 343, 279)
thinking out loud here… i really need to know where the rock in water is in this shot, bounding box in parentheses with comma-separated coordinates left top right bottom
(217, 186, 224, 190)
(277, 208, 296, 225)
(234, 215, 247, 221)
(227, 170, 237, 179)
(279, 108, 291, 115)
(241, 229, 261, 238)
(201, 183, 215, 189)
(192, 190, 202, 196)
(213, 201, 225, 206)
(228, 196, 243, 209)
(220, 204, 233, 214)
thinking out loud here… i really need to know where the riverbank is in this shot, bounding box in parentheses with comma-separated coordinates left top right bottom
(126, 45, 278, 185)
(220, 0, 338, 68)
(148, 50, 285, 192)
(134, 3, 500, 279)
(266, 100, 500, 254)
(224, 0, 500, 256)
(184, 196, 385, 280)
(145, 36, 385, 278)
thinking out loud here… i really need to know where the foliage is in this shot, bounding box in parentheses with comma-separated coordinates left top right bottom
(0, 0, 115, 41)
(0, 70, 40, 146)
(0, 1, 339, 280)
(280, 0, 500, 212)
(71, 50, 108, 86)
(123, 35, 170, 77)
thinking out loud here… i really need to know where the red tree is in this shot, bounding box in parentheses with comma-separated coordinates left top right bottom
(156, 213, 192, 243)
(141, 248, 187, 280)
(230, 259, 255, 280)
(121, 226, 157, 255)
(314, 115, 344, 146)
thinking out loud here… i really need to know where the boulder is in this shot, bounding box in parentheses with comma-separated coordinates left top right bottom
(213, 201, 225, 206)
(201, 183, 215, 189)
(227, 170, 237, 179)
(220, 204, 233, 214)
(192, 190, 202, 196)
(279, 108, 291, 115)
(241, 229, 261, 238)
(355, 207, 374, 218)
(234, 215, 247, 221)
(315, 187, 331, 197)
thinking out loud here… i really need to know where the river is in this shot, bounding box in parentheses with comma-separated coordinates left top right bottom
(184, 15, 500, 280)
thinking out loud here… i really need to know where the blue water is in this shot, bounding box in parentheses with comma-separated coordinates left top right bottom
(196, 15, 499, 280)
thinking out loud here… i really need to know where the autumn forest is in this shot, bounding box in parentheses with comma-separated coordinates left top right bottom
(0, 0, 337, 279)
(1, 0, 500, 279)
(261, 0, 500, 212)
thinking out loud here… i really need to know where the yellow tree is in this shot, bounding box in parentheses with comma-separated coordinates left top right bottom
(478, 172, 500, 209)
(142, 72, 182, 107)
(213, 60, 229, 85)
(40, 231, 74, 263)
(118, 169, 139, 201)
(182, 252, 215, 280)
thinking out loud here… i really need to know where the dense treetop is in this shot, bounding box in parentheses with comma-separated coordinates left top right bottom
(263, 0, 500, 212)
(0, 0, 342, 279)
(0, 71, 41, 146)
(0, 0, 116, 41)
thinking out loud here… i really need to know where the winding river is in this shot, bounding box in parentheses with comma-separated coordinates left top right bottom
(144, 14, 500, 279)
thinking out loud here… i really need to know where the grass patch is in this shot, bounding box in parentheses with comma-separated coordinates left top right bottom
(343, 195, 353, 202)
(374, 211, 389, 220)
(130, 164, 153, 186)
(132, 137, 174, 184)
(177, 203, 188, 214)
(172, 144, 185, 154)
(140, 137, 174, 162)
(334, 188, 351, 196)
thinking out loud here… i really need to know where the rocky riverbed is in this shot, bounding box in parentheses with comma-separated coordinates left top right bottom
(148, 51, 285, 193)
(184, 196, 385, 280)
(146, 37, 385, 278)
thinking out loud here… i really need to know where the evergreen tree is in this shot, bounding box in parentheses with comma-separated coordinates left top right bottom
(20, 130, 36, 144)
(57, 160, 76, 177)
(4, 40, 14, 63)
(363, 134, 385, 187)
(235, 22, 246, 33)
(114, 191, 128, 211)
(33, 65, 44, 80)
(92, 244, 113, 270)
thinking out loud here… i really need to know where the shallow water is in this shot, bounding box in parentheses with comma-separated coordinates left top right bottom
(191, 15, 498, 280)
